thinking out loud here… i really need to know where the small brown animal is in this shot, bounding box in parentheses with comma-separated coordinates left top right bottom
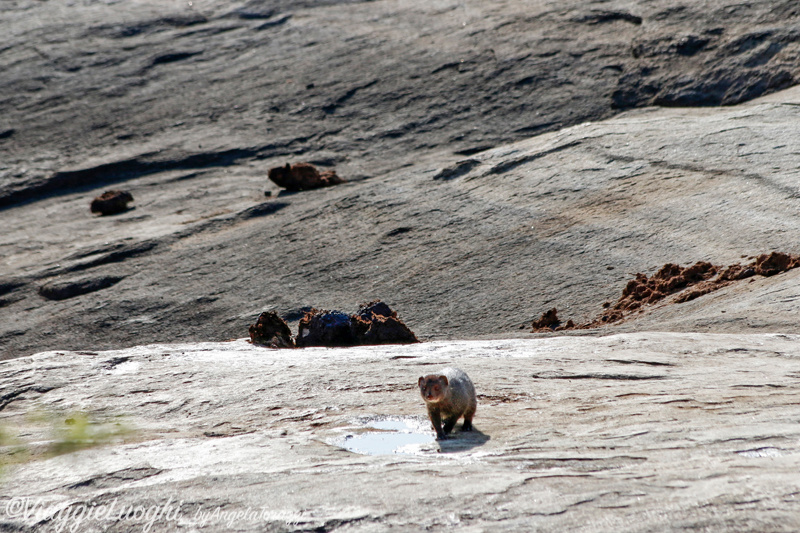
(418, 367, 476, 440)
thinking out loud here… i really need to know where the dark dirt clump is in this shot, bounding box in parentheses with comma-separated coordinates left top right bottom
(90, 190, 134, 216)
(531, 308, 575, 332)
(249, 311, 295, 348)
(268, 163, 344, 192)
(296, 309, 355, 347)
(613, 261, 718, 312)
(351, 300, 419, 345)
(256, 301, 418, 348)
(753, 251, 800, 276)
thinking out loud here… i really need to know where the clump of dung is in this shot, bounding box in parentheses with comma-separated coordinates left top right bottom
(268, 162, 344, 191)
(250, 300, 418, 349)
(90, 190, 133, 216)
(533, 252, 800, 331)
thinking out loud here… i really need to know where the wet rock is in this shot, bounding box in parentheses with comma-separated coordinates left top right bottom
(248, 311, 294, 348)
(267, 163, 344, 192)
(90, 190, 133, 216)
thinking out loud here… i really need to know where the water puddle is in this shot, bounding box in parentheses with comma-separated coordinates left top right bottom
(330, 416, 436, 456)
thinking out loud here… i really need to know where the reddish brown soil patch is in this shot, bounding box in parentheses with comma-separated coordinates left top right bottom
(533, 252, 800, 332)
(612, 261, 717, 312)
(90, 190, 133, 216)
(268, 162, 344, 191)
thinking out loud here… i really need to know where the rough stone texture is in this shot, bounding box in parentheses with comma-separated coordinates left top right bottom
(2, 1, 800, 358)
(6, 85, 800, 358)
(548, 253, 800, 329)
(2, 333, 800, 531)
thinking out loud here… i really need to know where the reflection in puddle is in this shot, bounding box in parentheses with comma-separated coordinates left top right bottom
(332, 417, 436, 456)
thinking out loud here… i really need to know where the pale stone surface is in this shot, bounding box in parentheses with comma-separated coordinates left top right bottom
(2, 0, 800, 357)
(3, 333, 800, 531)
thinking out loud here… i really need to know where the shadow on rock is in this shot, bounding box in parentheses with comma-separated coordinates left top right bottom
(437, 428, 490, 453)
(39, 275, 125, 301)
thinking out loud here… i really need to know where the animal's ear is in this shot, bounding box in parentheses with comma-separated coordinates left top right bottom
(439, 375, 448, 387)
(418, 377, 425, 388)
(285, 163, 291, 170)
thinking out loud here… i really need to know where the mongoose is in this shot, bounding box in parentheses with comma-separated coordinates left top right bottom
(418, 367, 477, 439)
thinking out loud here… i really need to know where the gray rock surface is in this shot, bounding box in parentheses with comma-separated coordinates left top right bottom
(3, 333, 800, 531)
(2, 0, 800, 357)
